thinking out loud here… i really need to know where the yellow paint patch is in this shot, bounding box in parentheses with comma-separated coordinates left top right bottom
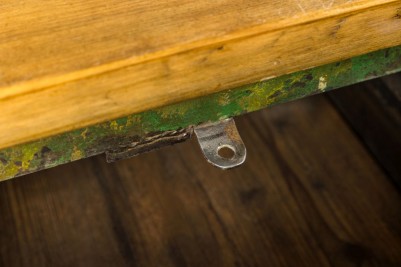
(218, 93, 230, 105)
(71, 146, 84, 161)
(125, 116, 137, 127)
(81, 128, 88, 140)
(110, 121, 119, 131)
(0, 143, 41, 180)
(110, 120, 125, 131)
(242, 81, 285, 111)
(159, 104, 189, 119)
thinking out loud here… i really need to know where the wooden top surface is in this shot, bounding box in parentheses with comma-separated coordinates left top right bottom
(0, 0, 369, 88)
(1, 0, 401, 149)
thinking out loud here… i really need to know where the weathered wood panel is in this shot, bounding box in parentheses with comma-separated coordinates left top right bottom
(1, 0, 401, 150)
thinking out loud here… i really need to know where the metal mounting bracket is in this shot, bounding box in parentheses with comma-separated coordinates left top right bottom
(105, 118, 246, 170)
(194, 118, 247, 170)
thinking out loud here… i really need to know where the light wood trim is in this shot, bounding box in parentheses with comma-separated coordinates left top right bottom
(1, 0, 401, 149)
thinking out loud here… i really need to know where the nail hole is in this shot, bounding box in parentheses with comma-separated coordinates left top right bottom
(217, 145, 235, 159)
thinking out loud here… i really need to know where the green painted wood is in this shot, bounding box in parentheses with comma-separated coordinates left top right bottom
(1, 46, 401, 181)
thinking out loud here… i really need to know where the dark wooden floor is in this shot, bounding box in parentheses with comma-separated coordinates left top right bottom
(1, 74, 401, 267)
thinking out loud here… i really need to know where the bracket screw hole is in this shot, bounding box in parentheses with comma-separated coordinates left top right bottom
(217, 145, 235, 159)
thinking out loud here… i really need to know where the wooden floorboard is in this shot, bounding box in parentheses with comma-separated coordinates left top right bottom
(1, 94, 401, 266)
(329, 73, 401, 189)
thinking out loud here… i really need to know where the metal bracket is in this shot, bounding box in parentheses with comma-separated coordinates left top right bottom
(105, 118, 246, 170)
(194, 118, 246, 170)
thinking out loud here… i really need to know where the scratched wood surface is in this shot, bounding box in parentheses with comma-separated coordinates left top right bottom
(1, 87, 401, 266)
(1, 0, 401, 150)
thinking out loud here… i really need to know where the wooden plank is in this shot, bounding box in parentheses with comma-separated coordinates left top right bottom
(329, 73, 401, 188)
(1, 0, 401, 150)
(1, 95, 401, 266)
(1, 46, 400, 182)
(383, 71, 401, 100)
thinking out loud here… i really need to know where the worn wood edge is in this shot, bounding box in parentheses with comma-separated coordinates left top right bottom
(1, 1, 401, 151)
(1, 45, 400, 181)
(0, 0, 397, 98)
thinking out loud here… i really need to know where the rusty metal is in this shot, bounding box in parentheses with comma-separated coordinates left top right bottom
(106, 128, 192, 162)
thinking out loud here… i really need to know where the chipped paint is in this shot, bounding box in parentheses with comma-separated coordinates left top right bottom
(318, 75, 328, 91)
(260, 76, 276, 82)
(0, 45, 400, 181)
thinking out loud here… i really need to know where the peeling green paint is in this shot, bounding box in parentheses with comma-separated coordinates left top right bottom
(1, 46, 400, 181)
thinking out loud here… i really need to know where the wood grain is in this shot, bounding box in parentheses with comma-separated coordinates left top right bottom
(0, 0, 401, 150)
(329, 73, 401, 188)
(383, 71, 401, 101)
(1, 94, 401, 266)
